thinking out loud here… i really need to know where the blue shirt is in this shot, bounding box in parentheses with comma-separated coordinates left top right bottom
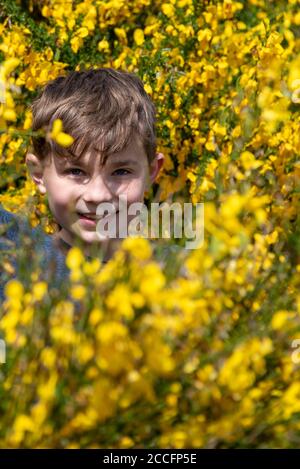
(0, 205, 69, 303)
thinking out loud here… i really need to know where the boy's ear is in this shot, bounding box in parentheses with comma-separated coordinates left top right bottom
(25, 152, 47, 195)
(149, 152, 164, 184)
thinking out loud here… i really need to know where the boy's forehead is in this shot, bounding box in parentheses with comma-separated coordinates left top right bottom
(54, 136, 147, 168)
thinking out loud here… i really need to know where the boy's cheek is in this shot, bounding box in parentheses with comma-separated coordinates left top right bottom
(123, 179, 148, 203)
(48, 195, 77, 221)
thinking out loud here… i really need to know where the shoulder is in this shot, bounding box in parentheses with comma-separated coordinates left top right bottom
(0, 204, 19, 245)
(0, 204, 45, 246)
(0, 205, 17, 223)
(0, 207, 70, 303)
(32, 230, 71, 281)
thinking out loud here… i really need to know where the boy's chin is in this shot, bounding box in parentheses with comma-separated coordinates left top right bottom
(75, 228, 115, 245)
(76, 230, 102, 244)
(71, 220, 122, 245)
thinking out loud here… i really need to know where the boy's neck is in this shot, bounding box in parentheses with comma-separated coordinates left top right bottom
(52, 229, 122, 262)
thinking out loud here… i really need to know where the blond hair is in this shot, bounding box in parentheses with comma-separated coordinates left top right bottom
(30, 68, 157, 166)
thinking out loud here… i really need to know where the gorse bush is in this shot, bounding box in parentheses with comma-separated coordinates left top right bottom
(0, 0, 300, 448)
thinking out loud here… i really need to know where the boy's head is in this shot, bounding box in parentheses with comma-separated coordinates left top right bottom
(26, 68, 164, 251)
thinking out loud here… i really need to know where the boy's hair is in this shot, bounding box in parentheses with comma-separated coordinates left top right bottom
(30, 68, 157, 166)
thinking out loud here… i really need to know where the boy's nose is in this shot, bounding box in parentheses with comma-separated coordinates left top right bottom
(82, 175, 113, 204)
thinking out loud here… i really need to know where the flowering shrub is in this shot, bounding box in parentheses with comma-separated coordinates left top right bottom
(0, 0, 300, 448)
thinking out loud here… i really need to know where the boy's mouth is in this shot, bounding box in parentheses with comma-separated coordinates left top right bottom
(77, 211, 119, 221)
(78, 212, 99, 221)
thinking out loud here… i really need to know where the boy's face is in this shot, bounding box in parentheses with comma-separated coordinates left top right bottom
(26, 135, 164, 250)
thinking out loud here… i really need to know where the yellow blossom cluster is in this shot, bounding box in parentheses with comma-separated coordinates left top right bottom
(0, 213, 299, 448)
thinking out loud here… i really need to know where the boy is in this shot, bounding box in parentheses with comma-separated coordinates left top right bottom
(25, 68, 164, 262)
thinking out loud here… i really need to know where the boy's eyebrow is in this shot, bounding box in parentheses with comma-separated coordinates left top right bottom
(60, 156, 140, 168)
(106, 158, 140, 167)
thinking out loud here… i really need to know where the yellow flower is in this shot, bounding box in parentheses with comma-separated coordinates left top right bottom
(144, 83, 152, 95)
(70, 36, 82, 53)
(133, 29, 145, 46)
(41, 5, 51, 17)
(119, 436, 134, 448)
(4, 279, 24, 300)
(205, 140, 216, 152)
(265, 230, 279, 245)
(31, 402, 48, 427)
(96, 321, 128, 344)
(23, 110, 32, 130)
(162, 3, 175, 18)
(114, 27, 127, 43)
(143, 332, 175, 376)
(37, 372, 58, 402)
(281, 383, 300, 420)
(13, 414, 35, 434)
(20, 306, 34, 326)
(92, 377, 118, 422)
(3, 58, 20, 76)
(271, 310, 294, 331)
(54, 132, 74, 147)
(2, 109, 17, 121)
(240, 151, 263, 171)
(139, 262, 166, 298)
(66, 246, 85, 270)
(106, 283, 134, 320)
(50, 118, 74, 147)
(50, 118, 61, 136)
(98, 39, 110, 52)
(187, 171, 197, 182)
(32, 282, 48, 302)
(75, 338, 94, 364)
(70, 285, 86, 301)
(76, 27, 89, 38)
(40, 348, 56, 369)
(122, 236, 152, 260)
(88, 308, 104, 326)
(212, 122, 227, 136)
(82, 258, 101, 276)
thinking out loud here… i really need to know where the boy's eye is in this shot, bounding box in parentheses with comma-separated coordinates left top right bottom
(66, 168, 85, 176)
(112, 168, 131, 176)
